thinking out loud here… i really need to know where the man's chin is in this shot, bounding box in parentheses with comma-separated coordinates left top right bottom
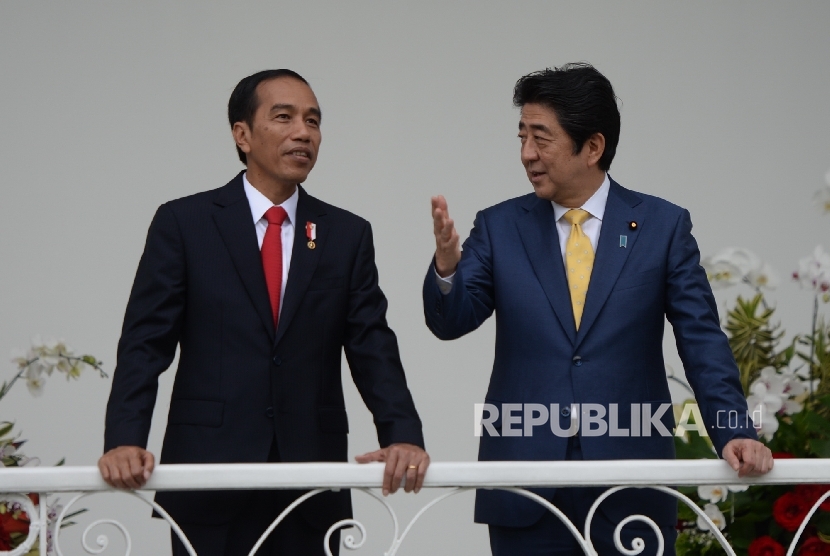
(531, 182, 555, 201)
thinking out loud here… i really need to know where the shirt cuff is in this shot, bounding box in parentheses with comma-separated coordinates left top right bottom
(435, 269, 455, 295)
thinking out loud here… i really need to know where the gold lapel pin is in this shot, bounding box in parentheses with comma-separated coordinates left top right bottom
(306, 221, 317, 249)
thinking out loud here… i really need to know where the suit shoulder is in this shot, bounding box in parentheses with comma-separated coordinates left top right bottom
(161, 186, 225, 211)
(613, 181, 688, 218)
(478, 192, 539, 217)
(302, 191, 370, 227)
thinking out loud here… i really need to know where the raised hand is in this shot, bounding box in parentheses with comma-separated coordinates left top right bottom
(431, 195, 461, 277)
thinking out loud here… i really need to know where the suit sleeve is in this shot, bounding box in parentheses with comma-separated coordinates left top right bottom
(664, 209, 757, 454)
(423, 210, 496, 340)
(343, 221, 425, 449)
(104, 203, 186, 452)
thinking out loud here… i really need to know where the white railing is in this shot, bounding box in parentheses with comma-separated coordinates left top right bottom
(1, 460, 828, 556)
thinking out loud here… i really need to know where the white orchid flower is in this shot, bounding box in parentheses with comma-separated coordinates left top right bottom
(794, 246, 830, 297)
(698, 485, 729, 503)
(814, 184, 830, 214)
(782, 399, 803, 415)
(25, 364, 45, 396)
(746, 261, 779, 290)
(756, 368, 787, 397)
(748, 404, 779, 440)
(710, 248, 762, 276)
(727, 484, 749, 493)
(697, 503, 727, 531)
(701, 258, 742, 289)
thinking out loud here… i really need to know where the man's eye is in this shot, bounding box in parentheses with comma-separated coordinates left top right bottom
(306, 119, 319, 126)
(275, 114, 290, 120)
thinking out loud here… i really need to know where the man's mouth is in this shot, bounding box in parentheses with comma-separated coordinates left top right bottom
(286, 148, 312, 160)
(529, 171, 545, 183)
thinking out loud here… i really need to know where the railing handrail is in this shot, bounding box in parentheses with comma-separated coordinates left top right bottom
(0, 460, 826, 493)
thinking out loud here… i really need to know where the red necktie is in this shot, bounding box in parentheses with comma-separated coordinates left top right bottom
(261, 206, 288, 326)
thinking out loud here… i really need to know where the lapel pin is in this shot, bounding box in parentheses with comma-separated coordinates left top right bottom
(628, 221, 638, 231)
(620, 235, 627, 248)
(306, 221, 317, 249)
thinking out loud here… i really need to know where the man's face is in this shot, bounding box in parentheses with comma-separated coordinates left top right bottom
(518, 103, 592, 204)
(239, 77, 322, 187)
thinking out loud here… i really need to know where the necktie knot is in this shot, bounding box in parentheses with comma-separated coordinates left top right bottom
(265, 206, 288, 226)
(564, 208, 590, 227)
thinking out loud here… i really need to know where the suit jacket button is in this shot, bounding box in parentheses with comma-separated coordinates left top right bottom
(561, 406, 571, 417)
(273, 355, 281, 366)
(265, 407, 275, 418)
(572, 356, 582, 367)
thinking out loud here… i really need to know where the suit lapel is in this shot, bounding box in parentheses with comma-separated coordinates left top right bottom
(212, 174, 276, 340)
(274, 186, 326, 346)
(575, 181, 645, 347)
(516, 195, 577, 345)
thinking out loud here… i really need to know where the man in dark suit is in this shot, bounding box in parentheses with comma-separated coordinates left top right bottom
(423, 63, 772, 555)
(99, 69, 429, 556)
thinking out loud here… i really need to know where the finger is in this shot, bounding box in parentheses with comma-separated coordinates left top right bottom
(98, 458, 111, 484)
(354, 449, 385, 464)
(414, 456, 429, 493)
(433, 209, 447, 236)
(722, 446, 741, 473)
(383, 449, 401, 496)
(119, 457, 142, 490)
(439, 218, 455, 243)
(404, 459, 418, 493)
(389, 451, 409, 495)
(434, 195, 448, 213)
(143, 451, 155, 481)
(108, 460, 131, 489)
(129, 452, 147, 487)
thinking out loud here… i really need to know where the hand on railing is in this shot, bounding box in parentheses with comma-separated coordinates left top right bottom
(354, 443, 430, 496)
(97, 445, 156, 489)
(722, 438, 774, 477)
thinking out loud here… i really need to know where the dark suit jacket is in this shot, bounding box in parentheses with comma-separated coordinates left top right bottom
(423, 179, 755, 528)
(105, 172, 424, 526)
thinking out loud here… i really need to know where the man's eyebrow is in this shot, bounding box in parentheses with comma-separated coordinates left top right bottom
(269, 103, 295, 112)
(268, 104, 322, 121)
(518, 121, 551, 134)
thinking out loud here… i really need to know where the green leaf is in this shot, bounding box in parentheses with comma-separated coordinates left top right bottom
(0, 422, 14, 439)
(807, 439, 830, 457)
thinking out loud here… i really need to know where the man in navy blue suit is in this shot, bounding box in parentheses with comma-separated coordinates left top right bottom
(99, 69, 429, 556)
(423, 63, 773, 555)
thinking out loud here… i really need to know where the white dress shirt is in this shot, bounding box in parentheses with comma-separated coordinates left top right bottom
(437, 174, 610, 293)
(243, 173, 299, 312)
(551, 173, 610, 258)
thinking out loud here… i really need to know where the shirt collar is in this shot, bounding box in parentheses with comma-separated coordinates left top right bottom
(551, 173, 611, 222)
(243, 172, 299, 226)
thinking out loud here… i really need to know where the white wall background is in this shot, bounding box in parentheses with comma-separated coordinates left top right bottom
(1, 1, 829, 554)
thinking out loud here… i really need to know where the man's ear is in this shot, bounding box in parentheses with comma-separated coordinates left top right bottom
(232, 121, 252, 156)
(584, 132, 606, 168)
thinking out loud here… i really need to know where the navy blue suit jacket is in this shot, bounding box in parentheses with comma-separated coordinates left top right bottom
(105, 173, 424, 526)
(423, 179, 754, 528)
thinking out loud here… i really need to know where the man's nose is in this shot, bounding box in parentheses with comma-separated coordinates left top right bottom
(521, 141, 539, 163)
(290, 120, 312, 141)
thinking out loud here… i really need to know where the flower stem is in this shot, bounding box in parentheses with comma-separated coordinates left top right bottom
(810, 294, 819, 402)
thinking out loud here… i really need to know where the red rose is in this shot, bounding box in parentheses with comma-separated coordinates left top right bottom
(0, 510, 30, 550)
(799, 536, 830, 556)
(795, 485, 830, 512)
(749, 536, 786, 556)
(774, 491, 812, 532)
(773, 452, 795, 459)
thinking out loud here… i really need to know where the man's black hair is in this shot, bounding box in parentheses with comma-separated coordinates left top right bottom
(513, 63, 620, 171)
(228, 69, 310, 165)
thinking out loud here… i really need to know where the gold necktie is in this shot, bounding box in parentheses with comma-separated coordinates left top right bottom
(564, 209, 594, 329)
